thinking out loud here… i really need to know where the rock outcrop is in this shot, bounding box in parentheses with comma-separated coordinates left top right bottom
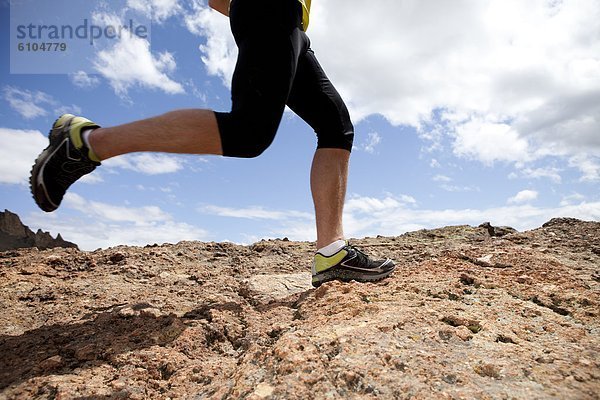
(0, 219, 598, 399)
(0, 210, 77, 251)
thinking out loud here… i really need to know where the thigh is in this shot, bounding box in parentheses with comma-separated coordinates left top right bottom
(228, 0, 305, 124)
(230, 34, 292, 118)
(286, 46, 354, 150)
(217, 4, 307, 156)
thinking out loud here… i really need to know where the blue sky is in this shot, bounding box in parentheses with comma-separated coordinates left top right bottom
(1, 0, 599, 250)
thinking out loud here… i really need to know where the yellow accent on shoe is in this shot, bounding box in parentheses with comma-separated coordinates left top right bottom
(68, 116, 101, 162)
(314, 249, 348, 274)
(54, 114, 75, 129)
(86, 147, 101, 163)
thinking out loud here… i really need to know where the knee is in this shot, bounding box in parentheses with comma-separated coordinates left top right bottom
(341, 120, 355, 151)
(238, 131, 275, 158)
(316, 119, 355, 152)
(216, 111, 279, 158)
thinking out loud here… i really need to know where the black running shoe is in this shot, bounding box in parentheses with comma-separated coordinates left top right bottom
(312, 242, 395, 287)
(30, 114, 101, 212)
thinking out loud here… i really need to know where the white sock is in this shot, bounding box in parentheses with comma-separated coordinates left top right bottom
(317, 239, 346, 256)
(81, 128, 95, 149)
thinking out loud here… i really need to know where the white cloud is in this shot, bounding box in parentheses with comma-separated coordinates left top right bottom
(0, 128, 47, 185)
(341, 195, 600, 239)
(26, 193, 208, 250)
(197, 204, 315, 242)
(24, 192, 600, 249)
(510, 166, 562, 183)
(103, 153, 185, 175)
(65, 193, 169, 223)
(432, 175, 479, 192)
(508, 190, 539, 204)
(399, 194, 417, 205)
(200, 195, 416, 242)
(184, 79, 208, 102)
(78, 173, 104, 184)
(433, 174, 452, 182)
(191, 0, 600, 176)
(3, 86, 84, 120)
(452, 118, 531, 165)
(440, 184, 480, 193)
(569, 155, 600, 182)
(3, 86, 53, 119)
(200, 204, 313, 221)
(357, 132, 382, 154)
(345, 196, 399, 214)
(54, 104, 83, 117)
(251, 193, 600, 242)
(184, 1, 237, 87)
(560, 193, 585, 207)
(70, 71, 100, 89)
(93, 27, 184, 96)
(127, 0, 181, 22)
(345, 195, 416, 214)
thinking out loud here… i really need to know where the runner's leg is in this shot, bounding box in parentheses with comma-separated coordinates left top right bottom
(215, 0, 305, 158)
(89, 109, 222, 160)
(310, 148, 349, 248)
(30, 0, 306, 212)
(286, 43, 354, 248)
(89, 0, 306, 161)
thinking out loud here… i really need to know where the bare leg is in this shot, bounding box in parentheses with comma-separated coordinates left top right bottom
(89, 109, 223, 160)
(90, 111, 349, 248)
(311, 148, 350, 249)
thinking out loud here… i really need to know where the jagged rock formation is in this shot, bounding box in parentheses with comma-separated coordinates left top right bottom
(0, 219, 598, 399)
(0, 210, 77, 251)
(478, 221, 518, 237)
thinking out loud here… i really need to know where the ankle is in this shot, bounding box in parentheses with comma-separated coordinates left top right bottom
(80, 128, 101, 162)
(86, 128, 107, 161)
(316, 239, 346, 256)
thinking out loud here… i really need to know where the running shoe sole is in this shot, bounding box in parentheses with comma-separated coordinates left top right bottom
(30, 116, 70, 212)
(30, 114, 98, 212)
(312, 262, 396, 287)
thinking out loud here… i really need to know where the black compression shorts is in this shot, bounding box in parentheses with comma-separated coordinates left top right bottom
(214, 0, 354, 158)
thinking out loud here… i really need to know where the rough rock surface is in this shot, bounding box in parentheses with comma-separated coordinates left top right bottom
(0, 218, 598, 399)
(0, 210, 77, 251)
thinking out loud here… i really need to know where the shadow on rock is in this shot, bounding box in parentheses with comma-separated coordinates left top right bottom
(0, 303, 187, 390)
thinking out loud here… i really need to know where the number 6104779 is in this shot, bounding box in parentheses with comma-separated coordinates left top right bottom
(17, 42, 67, 51)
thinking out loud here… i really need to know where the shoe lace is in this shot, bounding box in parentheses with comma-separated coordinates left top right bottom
(347, 243, 370, 266)
(55, 162, 94, 189)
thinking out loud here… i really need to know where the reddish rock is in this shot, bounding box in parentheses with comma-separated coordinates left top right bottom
(0, 218, 598, 399)
(0, 209, 77, 251)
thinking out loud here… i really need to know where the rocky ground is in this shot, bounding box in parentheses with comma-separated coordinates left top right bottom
(0, 218, 598, 399)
